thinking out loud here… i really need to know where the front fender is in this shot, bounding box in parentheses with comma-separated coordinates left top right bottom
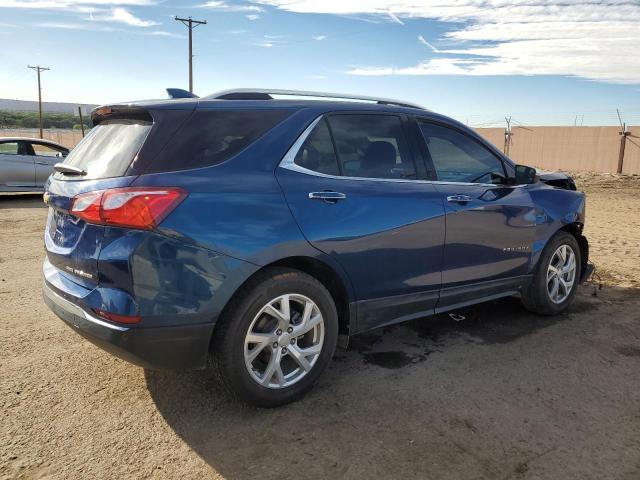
(528, 184, 586, 271)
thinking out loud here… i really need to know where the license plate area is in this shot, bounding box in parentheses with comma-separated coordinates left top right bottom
(48, 207, 84, 248)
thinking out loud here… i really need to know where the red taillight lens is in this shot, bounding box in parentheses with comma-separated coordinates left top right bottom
(93, 309, 141, 324)
(71, 187, 187, 230)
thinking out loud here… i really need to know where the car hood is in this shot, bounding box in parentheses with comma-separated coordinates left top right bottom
(536, 169, 577, 191)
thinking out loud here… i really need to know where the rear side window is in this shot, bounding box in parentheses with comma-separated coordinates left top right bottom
(60, 119, 151, 180)
(31, 142, 67, 157)
(294, 119, 340, 176)
(145, 109, 291, 174)
(328, 114, 415, 180)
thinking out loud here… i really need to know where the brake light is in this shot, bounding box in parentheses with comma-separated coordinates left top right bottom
(71, 187, 187, 230)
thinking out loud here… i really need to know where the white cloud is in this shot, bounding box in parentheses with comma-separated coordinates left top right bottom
(0, 0, 155, 7)
(387, 11, 403, 25)
(252, 40, 274, 47)
(199, 1, 262, 12)
(417, 35, 439, 53)
(251, 34, 286, 47)
(252, 0, 640, 84)
(245, 13, 259, 20)
(146, 30, 183, 38)
(36, 21, 114, 31)
(91, 7, 159, 27)
(312, 35, 326, 41)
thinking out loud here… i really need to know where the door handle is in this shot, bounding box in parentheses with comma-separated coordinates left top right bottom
(35, 161, 50, 166)
(308, 191, 346, 203)
(446, 194, 473, 203)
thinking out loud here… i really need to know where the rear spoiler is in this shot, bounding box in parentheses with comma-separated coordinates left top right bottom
(91, 105, 153, 126)
(167, 88, 198, 99)
(91, 88, 198, 124)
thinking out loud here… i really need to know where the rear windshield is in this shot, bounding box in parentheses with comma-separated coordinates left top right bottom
(139, 109, 292, 174)
(59, 119, 151, 180)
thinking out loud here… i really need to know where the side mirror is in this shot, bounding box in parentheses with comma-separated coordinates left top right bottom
(514, 164, 537, 185)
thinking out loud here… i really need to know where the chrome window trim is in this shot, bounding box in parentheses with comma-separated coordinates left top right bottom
(279, 114, 525, 188)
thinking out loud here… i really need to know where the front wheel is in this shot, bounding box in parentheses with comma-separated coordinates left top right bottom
(522, 231, 581, 315)
(211, 268, 338, 407)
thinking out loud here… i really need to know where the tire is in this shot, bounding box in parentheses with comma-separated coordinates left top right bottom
(522, 231, 581, 315)
(211, 267, 338, 407)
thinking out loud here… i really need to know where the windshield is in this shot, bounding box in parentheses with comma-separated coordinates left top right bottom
(59, 118, 152, 180)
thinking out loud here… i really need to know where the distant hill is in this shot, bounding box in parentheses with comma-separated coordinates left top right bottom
(0, 99, 98, 115)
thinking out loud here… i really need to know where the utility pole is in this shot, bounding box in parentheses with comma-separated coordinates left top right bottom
(27, 65, 50, 139)
(174, 16, 207, 93)
(504, 116, 513, 156)
(78, 106, 85, 137)
(616, 109, 629, 174)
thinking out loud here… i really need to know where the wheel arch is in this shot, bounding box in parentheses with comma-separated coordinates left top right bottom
(559, 222, 589, 281)
(212, 255, 354, 343)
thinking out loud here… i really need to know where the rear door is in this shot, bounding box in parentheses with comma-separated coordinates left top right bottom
(415, 119, 536, 309)
(0, 140, 35, 187)
(276, 113, 445, 332)
(29, 141, 67, 186)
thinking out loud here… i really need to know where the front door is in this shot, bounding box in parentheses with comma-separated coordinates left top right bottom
(0, 141, 35, 187)
(415, 120, 536, 309)
(277, 113, 445, 332)
(29, 141, 66, 186)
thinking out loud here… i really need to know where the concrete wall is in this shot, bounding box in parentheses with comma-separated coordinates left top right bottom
(623, 127, 640, 175)
(2, 126, 639, 174)
(0, 129, 85, 149)
(476, 126, 640, 174)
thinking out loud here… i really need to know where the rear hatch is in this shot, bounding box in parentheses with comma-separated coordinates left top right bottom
(44, 104, 192, 288)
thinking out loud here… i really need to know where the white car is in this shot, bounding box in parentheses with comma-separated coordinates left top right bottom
(0, 137, 69, 192)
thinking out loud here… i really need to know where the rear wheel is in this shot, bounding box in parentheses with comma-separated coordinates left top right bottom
(211, 268, 338, 407)
(522, 231, 581, 315)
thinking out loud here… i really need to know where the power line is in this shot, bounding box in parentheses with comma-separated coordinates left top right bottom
(174, 16, 207, 94)
(27, 64, 50, 139)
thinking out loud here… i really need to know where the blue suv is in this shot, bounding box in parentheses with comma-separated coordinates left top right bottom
(43, 89, 589, 407)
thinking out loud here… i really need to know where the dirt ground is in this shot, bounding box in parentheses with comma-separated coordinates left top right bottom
(1, 174, 639, 480)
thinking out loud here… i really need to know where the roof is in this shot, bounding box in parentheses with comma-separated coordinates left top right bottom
(97, 88, 428, 115)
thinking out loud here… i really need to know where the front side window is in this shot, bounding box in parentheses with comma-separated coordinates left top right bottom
(0, 142, 19, 155)
(419, 122, 506, 184)
(328, 114, 415, 180)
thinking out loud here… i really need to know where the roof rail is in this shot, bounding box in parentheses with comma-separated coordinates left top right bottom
(205, 88, 425, 110)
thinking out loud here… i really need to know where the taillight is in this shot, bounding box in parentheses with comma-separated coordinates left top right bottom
(71, 187, 187, 230)
(93, 308, 141, 324)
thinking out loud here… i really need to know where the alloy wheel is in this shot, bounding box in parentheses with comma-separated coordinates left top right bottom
(546, 244, 577, 304)
(244, 294, 324, 389)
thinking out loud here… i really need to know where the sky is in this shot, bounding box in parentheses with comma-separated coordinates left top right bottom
(1, 0, 640, 127)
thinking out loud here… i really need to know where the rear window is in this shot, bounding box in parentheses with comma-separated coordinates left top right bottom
(59, 119, 151, 180)
(142, 109, 292, 174)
